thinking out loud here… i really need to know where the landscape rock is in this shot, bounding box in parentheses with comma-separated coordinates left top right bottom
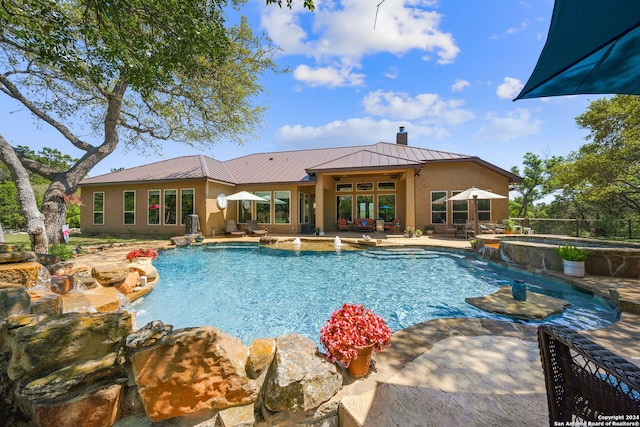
(0, 261, 43, 288)
(130, 326, 257, 422)
(26, 383, 124, 427)
(263, 334, 342, 413)
(117, 271, 140, 295)
(246, 337, 276, 379)
(170, 236, 193, 246)
(7, 311, 132, 381)
(0, 283, 31, 318)
(126, 320, 173, 351)
(27, 290, 62, 316)
(0, 251, 35, 264)
(91, 263, 129, 286)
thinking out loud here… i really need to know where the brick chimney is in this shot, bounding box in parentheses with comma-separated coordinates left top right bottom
(396, 126, 407, 145)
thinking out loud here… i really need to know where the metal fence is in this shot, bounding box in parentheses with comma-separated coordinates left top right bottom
(511, 218, 640, 240)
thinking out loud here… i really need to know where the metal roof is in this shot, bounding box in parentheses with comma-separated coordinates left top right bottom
(79, 142, 521, 186)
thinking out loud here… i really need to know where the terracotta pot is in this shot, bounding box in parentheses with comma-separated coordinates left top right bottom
(347, 344, 375, 378)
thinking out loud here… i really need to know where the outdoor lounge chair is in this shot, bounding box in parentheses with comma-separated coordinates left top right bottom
(247, 220, 267, 236)
(538, 324, 640, 424)
(354, 218, 375, 232)
(337, 218, 350, 231)
(225, 220, 245, 237)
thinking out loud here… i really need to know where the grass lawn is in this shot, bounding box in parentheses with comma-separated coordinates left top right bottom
(2, 232, 166, 249)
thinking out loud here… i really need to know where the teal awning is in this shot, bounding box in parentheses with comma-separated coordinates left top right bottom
(515, 0, 640, 100)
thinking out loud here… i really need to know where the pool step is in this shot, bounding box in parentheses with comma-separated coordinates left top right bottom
(359, 248, 443, 260)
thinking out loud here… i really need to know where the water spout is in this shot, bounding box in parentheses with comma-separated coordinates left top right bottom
(292, 237, 301, 245)
(334, 236, 342, 247)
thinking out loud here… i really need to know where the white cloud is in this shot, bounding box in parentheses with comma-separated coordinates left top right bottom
(293, 64, 365, 87)
(260, 0, 460, 87)
(451, 79, 470, 92)
(384, 66, 399, 79)
(474, 108, 542, 142)
(275, 117, 449, 149)
(496, 77, 524, 100)
(362, 90, 475, 124)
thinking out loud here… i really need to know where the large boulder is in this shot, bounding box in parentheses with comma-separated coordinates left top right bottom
(128, 257, 158, 282)
(91, 263, 129, 286)
(263, 334, 342, 413)
(0, 261, 43, 288)
(7, 311, 133, 381)
(246, 337, 276, 379)
(27, 290, 62, 316)
(130, 326, 258, 422)
(0, 283, 30, 319)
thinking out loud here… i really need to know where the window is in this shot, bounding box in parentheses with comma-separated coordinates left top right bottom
(148, 190, 160, 225)
(356, 194, 374, 218)
(431, 191, 446, 223)
(274, 191, 290, 224)
(256, 191, 271, 223)
(451, 190, 468, 224)
(478, 198, 491, 221)
(123, 191, 135, 225)
(378, 182, 396, 191)
(93, 192, 104, 225)
(336, 183, 352, 192)
(337, 195, 352, 221)
(356, 182, 373, 191)
(378, 194, 395, 221)
(180, 189, 194, 225)
(164, 190, 177, 225)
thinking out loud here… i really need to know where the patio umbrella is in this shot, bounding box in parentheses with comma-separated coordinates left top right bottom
(447, 188, 507, 237)
(223, 191, 268, 202)
(515, 0, 640, 100)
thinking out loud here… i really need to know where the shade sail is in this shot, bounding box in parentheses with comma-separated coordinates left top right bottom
(223, 191, 268, 202)
(515, 0, 640, 100)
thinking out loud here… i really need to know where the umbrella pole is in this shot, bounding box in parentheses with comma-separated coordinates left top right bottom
(473, 195, 480, 237)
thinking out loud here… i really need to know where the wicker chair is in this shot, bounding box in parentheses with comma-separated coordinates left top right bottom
(538, 324, 640, 424)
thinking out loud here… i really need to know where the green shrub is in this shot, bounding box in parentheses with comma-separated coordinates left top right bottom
(556, 244, 589, 261)
(49, 244, 74, 261)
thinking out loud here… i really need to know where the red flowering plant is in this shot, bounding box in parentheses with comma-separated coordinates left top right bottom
(319, 303, 392, 366)
(125, 248, 158, 262)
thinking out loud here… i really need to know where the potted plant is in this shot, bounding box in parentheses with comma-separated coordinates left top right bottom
(502, 219, 518, 234)
(424, 225, 435, 235)
(404, 226, 415, 238)
(319, 303, 392, 378)
(556, 244, 589, 277)
(415, 228, 423, 237)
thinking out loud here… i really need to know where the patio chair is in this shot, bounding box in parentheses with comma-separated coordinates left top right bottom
(225, 220, 245, 237)
(538, 324, 640, 424)
(354, 218, 375, 232)
(247, 220, 267, 236)
(337, 218, 350, 231)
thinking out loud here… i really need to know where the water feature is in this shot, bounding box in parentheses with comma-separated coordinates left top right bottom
(133, 244, 619, 346)
(334, 236, 342, 247)
(292, 237, 301, 246)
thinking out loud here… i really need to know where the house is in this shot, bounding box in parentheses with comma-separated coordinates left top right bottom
(78, 128, 521, 236)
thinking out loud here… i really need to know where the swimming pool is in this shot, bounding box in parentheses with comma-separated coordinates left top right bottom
(132, 243, 619, 346)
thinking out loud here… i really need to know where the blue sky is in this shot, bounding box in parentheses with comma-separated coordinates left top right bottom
(1, 0, 600, 177)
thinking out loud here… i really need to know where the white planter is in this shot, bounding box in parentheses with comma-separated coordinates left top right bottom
(563, 260, 585, 278)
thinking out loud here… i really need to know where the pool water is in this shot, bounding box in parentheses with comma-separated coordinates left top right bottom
(132, 243, 619, 346)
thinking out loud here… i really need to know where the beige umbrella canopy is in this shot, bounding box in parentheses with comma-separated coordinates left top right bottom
(447, 188, 507, 237)
(223, 191, 268, 202)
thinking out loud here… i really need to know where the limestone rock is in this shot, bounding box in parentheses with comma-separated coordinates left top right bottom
(0, 251, 35, 264)
(170, 235, 193, 246)
(92, 263, 129, 286)
(0, 282, 30, 318)
(263, 334, 342, 413)
(246, 337, 276, 379)
(61, 291, 95, 313)
(126, 320, 173, 350)
(0, 261, 43, 288)
(83, 286, 122, 312)
(49, 261, 90, 276)
(28, 383, 124, 427)
(130, 326, 257, 422)
(219, 404, 256, 427)
(128, 257, 158, 281)
(117, 271, 140, 295)
(27, 290, 62, 316)
(0, 243, 20, 252)
(7, 311, 132, 381)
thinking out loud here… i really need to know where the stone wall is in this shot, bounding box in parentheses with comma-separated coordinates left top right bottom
(478, 235, 640, 278)
(0, 244, 345, 426)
